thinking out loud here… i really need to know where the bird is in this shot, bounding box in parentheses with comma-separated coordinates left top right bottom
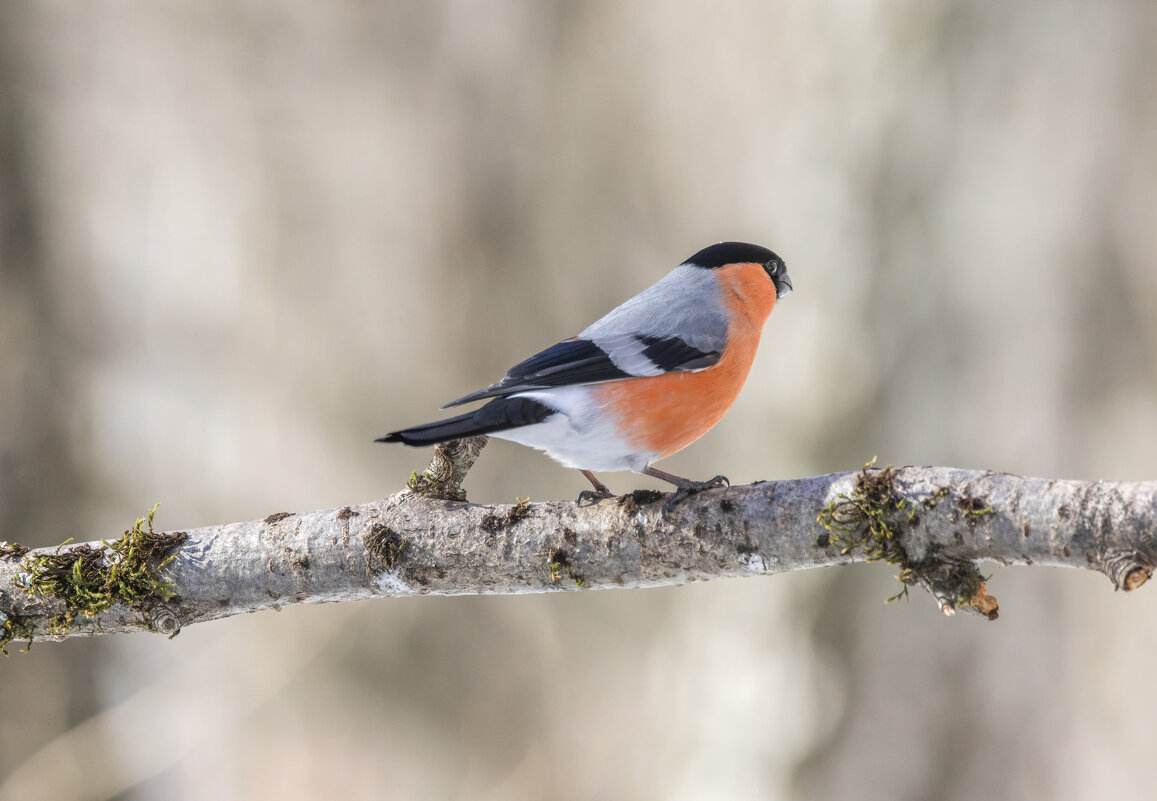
(378, 241, 792, 507)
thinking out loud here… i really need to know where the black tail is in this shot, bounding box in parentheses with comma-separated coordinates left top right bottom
(376, 396, 554, 446)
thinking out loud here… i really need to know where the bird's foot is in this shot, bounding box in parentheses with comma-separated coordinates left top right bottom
(576, 469, 614, 506)
(577, 488, 616, 506)
(662, 475, 729, 515)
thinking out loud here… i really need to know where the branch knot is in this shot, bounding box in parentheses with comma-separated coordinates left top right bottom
(148, 604, 182, 638)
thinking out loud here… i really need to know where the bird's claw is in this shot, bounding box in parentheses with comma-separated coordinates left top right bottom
(661, 475, 730, 515)
(577, 489, 616, 506)
(701, 475, 730, 490)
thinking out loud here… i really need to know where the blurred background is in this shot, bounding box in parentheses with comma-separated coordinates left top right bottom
(1, 1, 1155, 799)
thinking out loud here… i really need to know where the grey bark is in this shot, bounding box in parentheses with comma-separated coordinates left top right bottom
(2, 459, 1155, 645)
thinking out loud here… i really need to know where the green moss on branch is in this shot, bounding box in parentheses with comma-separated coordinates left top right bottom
(817, 462, 998, 617)
(15, 504, 187, 636)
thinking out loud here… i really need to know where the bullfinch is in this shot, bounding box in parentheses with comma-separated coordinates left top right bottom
(379, 241, 792, 505)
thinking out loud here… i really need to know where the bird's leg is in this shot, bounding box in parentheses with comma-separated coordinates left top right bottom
(642, 465, 729, 513)
(576, 469, 615, 505)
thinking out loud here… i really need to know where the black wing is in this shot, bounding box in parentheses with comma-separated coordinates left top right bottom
(443, 335, 721, 408)
(634, 335, 720, 372)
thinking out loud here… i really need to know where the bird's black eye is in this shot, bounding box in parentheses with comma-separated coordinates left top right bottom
(766, 260, 778, 275)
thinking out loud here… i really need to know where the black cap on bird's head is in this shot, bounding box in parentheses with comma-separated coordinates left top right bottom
(684, 241, 793, 299)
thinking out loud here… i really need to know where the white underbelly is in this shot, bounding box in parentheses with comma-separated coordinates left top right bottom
(488, 387, 657, 473)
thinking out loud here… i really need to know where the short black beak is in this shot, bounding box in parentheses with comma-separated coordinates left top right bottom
(775, 269, 793, 299)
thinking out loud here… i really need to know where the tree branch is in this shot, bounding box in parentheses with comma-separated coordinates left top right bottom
(2, 463, 1155, 648)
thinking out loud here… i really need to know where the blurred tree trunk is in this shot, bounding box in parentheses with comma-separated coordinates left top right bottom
(0, 4, 103, 782)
